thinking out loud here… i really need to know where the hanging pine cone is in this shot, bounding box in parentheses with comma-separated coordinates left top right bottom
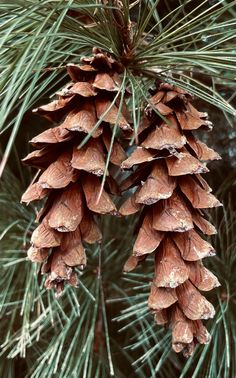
(121, 83, 221, 357)
(21, 50, 129, 296)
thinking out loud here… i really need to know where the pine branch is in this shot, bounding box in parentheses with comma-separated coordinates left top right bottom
(0, 2, 236, 376)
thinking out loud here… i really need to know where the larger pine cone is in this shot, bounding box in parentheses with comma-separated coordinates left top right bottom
(121, 83, 221, 357)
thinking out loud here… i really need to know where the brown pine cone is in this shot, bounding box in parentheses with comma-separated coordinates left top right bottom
(22, 51, 129, 296)
(121, 83, 221, 356)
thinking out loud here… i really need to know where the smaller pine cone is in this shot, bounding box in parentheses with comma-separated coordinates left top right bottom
(121, 83, 221, 356)
(22, 51, 129, 296)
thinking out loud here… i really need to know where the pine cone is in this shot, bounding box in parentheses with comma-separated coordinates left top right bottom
(121, 83, 221, 356)
(22, 50, 129, 296)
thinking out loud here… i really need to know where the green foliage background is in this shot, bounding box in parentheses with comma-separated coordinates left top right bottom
(0, 1, 235, 377)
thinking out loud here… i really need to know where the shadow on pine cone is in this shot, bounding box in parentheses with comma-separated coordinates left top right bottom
(121, 83, 222, 357)
(21, 50, 129, 296)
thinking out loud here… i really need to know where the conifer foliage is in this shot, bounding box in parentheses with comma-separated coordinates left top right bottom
(1, 1, 236, 374)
